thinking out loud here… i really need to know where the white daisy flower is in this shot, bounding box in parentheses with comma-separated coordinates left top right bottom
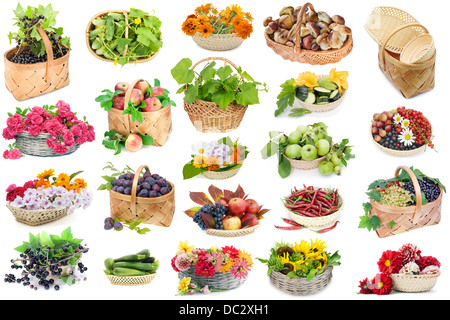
(401, 118, 411, 129)
(393, 113, 403, 124)
(398, 128, 415, 146)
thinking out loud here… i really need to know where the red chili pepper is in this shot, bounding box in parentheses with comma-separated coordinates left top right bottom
(316, 221, 340, 233)
(274, 225, 304, 230)
(281, 218, 302, 226)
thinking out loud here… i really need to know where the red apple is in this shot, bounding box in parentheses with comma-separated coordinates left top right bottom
(222, 215, 242, 230)
(115, 82, 130, 96)
(241, 213, 259, 228)
(152, 86, 165, 97)
(245, 199, 259, 214)
(218, 199, 228, 207)
(134, 80, 150, 95)
(130, 89, 144, 107)
(228, 198, 247, 216)
(142, 97, 162, 112)
(125, 134, 143, 152)
(112, 95, 125, 110)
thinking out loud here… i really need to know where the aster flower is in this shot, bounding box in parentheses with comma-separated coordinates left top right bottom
(398, 243, 421, 265)
(371, 273, 393, 295)
(377, 250, 402, 275)
(399, 261, 420, 275)
(420, 265, 440, 275)
(230, 258, 251, 279)
(358, 278, 373, 294)
(416, 256, 441, 270)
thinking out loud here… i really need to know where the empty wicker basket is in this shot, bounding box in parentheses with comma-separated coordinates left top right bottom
(269, 266, 333, 295)
(4, 26, 70, 101)
(109, 165, 175, 227)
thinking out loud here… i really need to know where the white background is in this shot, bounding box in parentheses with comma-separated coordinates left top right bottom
(0, 0, 447, 301)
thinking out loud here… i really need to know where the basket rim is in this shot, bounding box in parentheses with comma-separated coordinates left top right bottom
(270, 265, 333, 281)
(109, 104, 171, 117)
(6, 203, 70, 214)
(109, 180, 175, 203)
(205, 222, 259, 236)
(185, 98, 248, 109)
(4, 45, 70, 66)
(283, 154, 326, 165)
(370, 125, 429, 156)
(389, 272, 441, 279)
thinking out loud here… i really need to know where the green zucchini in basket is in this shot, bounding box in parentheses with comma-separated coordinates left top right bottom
(295, 85, 310, 101)
(329, 89, 341, 101)
(316, 96, 330, 105)
(313, 86, 332, 96)
(304, 92, 316, 104)
(317, 78, 338, 91)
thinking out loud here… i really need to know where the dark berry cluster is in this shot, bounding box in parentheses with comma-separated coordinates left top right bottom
(376, 130, 420, 151)
(403, 178, 441, 203)
(193, 203, 229, 230)
(112, 171, 172, 199)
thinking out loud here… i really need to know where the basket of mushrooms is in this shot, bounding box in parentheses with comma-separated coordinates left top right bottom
(264, 2, 353, 65)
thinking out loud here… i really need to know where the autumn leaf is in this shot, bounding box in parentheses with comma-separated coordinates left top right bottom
(234, 185, 246, 199)
(208, 185, 223, 202)
(189, 192, 213, 206)
(184, 206, 201, 218)
(201, 211, 215, 229)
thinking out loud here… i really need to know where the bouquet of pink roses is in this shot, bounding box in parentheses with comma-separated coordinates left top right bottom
(3, 100, 95, 157)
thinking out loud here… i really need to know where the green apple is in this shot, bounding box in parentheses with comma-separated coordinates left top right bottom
(296, 124, 309, 136)
(331, 152, 343, 167)
(318, 160, 334, 176)
(334, 165, 342, 175)
(285, 144, 302, 159)
(301, 144, 318, 161)
(303, 132, 318, 144)
(316, 139, 330, 156)
(288, 131, 302, 144)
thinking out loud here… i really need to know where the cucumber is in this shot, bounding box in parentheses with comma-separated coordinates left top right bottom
(114, 254, 147, 263)
(329, 90, 341, 101)
(316, 96, 330, 104)
(104, 258, 115, 272)
(113, 261, 157, 272)
(304, 92, 316, 104)
(141, 256, 156, 263)
(112, 267, 147, 277)
(295, 86, 310, 102)
(313, 87, 332, 96)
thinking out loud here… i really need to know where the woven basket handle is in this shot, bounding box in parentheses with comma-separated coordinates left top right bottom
(380, 23, 429, 69)
(36, 26, 54, 84)
(122, 78, 145, 131)
(130, 165, 150, 215)
(122, 11, 129, 57)
(394, 166, 422, 223)
(288, 3, 315, 51)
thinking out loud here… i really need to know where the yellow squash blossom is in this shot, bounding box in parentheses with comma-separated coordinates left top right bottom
(329, 68, 349, 92)
(294, 72, 318, 89)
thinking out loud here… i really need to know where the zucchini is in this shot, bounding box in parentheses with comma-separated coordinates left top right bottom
(136, 249, 151, 259)
(104, 258, 115, 272)
(141, 256, 156, 263)
(113, 262, 154, 272)
(295, 86, 310, 101)
(329, 90, 341, 101)
(317, 79, 338, 91)
(112, 267, 147, 277)
(304, 92, 316, 104)
(316, 96, 330, 104)
(114, 254, 147, 263)
(313, 87, 331, 96)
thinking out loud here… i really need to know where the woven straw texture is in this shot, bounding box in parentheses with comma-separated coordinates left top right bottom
(285, 191, 344, 228)
(86, 10, 161, 64)
(400, 34, 435, 64)
(202, 167, 240, 180)
(109, 165, 175, 227)
(295, 76, 347, 112)
(369, 166, 442, 238)
(206, 224, 259, 237)
(269, 266, 333, 295)
(16, 132, 80, 157)
(7, 203, 68, 226)
(285, 155, 325, 170)
(390, 273, 440, 292)
(265, 3, 352, 65)
(108, 79, 172, 146)
(106, 273, 157, 286)
(184, 57, 248, 133)
(378, 23, 435, 99)
(192, 33, 244, 51)
(178, 268, 247, 290)
(365, 6, 422, 54)
(4, 26, 70, 101)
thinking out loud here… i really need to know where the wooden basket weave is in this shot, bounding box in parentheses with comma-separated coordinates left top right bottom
(192, 33, 244, 51)
(201, 167, 240, 180)
(378, 23, 435, 99)
(109, 165, 175, 227)
(369, 166, 443, 238)
(16, 132, 80, 157)
(4, 26, 70, 101)
(86, 10, 161, 64)
(285, 154, 325, 170)
(184, 57, 248, 133)
(106, 273, 157, 286)
(206, 223, 259, 237)
(390, 272, 440, 292)
(265, 3, 353, 65)
(178, 267, 247, 290)
(108, 79, 172, 146)
(269, 266, 333, 295)
(7, 203, 68, 226)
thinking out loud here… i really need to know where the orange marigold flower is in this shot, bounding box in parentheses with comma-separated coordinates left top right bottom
(36, 179, 52, 189)
(235, 20, 253, 39)
(198, 23, 214, 38)
(207, 164, 220, 171)
(182, 18, 199, 36)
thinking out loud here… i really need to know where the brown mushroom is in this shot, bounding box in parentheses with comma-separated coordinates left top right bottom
(265, 25, 275, 35)
(331, 15, 345, 25)
(302, 35, 314, 50)
(306, 10, 318, 23)
(306, 22, 320, 38)
(279, 6, 294, 16)
(311, 43, 319, 51)
(274, 29, 290, 45)
(327, 30, 344, 49)
(300, 25, 312, 37)
(279, 14, 294, 30)
(317, 22, 331, 34)
(316, 33, 330, 50)
(263, 16, 273, 27)
(333, 25, 352, 42)
(268, 21, 279, 33)
(318, 11, 332, 24)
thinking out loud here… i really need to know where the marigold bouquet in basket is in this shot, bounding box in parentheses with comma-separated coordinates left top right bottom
(182, 4, 253, 39)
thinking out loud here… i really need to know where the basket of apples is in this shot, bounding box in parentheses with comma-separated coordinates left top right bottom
(95, 79, 175, 151)
(184, 185, 270, 237)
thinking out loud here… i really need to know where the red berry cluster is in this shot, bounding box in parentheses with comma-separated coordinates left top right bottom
(396, 107, 433, 149)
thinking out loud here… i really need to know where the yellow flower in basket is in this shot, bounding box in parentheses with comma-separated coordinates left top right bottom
(294, 71, 318, 89)
(329, 68, 349, 92)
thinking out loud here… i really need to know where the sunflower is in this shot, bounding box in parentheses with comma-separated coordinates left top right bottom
(309, 239, 327, 256)
(37, 169, 55, 180)
(280, 253, 297, 273)
(235, 19, 253, 39)
(182, 18, 199, 36)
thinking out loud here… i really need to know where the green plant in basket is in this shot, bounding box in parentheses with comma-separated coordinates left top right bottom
(171, 57, 268, 109)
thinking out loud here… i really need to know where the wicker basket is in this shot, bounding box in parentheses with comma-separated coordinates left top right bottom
(378, 23, 435, 99)
(192, 33, 244, 51)
(205, 223, 259, 237)
(369, 166, 443, 238)
(6, 203, 68, 226)
(15, 132, 80, 157)
(86, 10, 161, 64)
(265, 3, 353, 65)
(295, 76, 347, 113)
(285, 154, 325, 170)
(400, 34, 435, 64)
(4, 26, 70, 101)
(285, 189, 344, 228)
(201, 167, 240, 180)
(269, 266, 333, 295)
(183, 57, 248, 133)
(108, 79, 172, 146)
(390, 272, 440, 292)
(106, 273, 157, 286)
(109, 165, 175, 227)
(178, 267, 247, 290)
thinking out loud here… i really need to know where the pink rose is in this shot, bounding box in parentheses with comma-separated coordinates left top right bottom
(53, 143, 69, 154)
(45, 118, 64, 136)
(9, 148, 22, 159)
(2, 128, 15, 140)
(63, 130, 75, 146)
(6, 114, 22, 127)
(29, 114, 44, 125)
(75, 135, 87, 145)
(70, 125, 82, 137)
(6, 184, 16, 193)
(3, 150, 10, 159)
(27, 125, 42, 136)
